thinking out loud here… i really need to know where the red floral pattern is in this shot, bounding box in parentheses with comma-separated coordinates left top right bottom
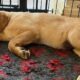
(55, 51, 68, 58)
(20, 59, 38, 73)
(0, 43, 79, 80)
(0, 70, 8, 78)
(0, 54, 13, 62)
(47, 59, 64, 71)
(0, 61, 5, 66)
(30, 47, 45, 57)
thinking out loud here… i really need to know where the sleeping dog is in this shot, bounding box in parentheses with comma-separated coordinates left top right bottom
(0, 11, 80, 59)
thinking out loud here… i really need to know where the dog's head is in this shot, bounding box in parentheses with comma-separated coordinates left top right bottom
(0, 11, 10, 32)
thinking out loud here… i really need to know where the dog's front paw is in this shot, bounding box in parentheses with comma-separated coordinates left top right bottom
(16, 47, 30, 59)
(21, 49, 30, 59)
(73, 49, 80, 57)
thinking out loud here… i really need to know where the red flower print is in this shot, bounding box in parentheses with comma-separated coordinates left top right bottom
(0, 61, 6, 66)
(49, 59, 61, 65)
(47, 59, 64, 72)
(21, 65, 31, 73)
(55, 51, 68, 58)
(1, 54, 12, 62)
(0, 70, 8, 78)
(47, 63, 58, 71)
(30, 47, 45, 57)
(20, 59, 38, 73)
(28, 59, 36, 64)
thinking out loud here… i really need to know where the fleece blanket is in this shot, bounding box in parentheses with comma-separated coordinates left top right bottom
(0, 42, 80, 80)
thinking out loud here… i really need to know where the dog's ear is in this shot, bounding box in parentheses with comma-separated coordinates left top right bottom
(0, 11, 10, 32)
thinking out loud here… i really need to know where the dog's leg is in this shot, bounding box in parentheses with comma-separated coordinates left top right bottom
(0, 33, 6, 41)
(73, 49, 80, 57)
(68, 28, 80, 57)
(77, 75, 80, 80)
(8, 31, 38, 59)
(0, 33, 8, 41)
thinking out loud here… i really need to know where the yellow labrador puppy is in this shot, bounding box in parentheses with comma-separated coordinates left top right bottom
(0, 11, 80, 59)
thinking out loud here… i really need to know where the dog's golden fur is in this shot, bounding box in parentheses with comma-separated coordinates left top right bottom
(0, 11, 80, 59)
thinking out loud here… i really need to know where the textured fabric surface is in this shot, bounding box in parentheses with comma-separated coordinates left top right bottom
(0, 42, 80, 80)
